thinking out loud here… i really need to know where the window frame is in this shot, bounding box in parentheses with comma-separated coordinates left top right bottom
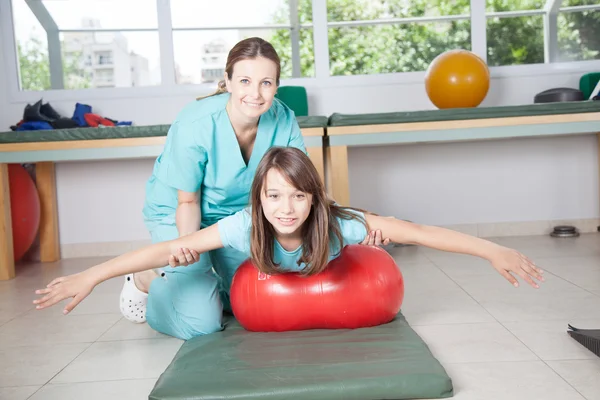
(2, 0, 600, 105)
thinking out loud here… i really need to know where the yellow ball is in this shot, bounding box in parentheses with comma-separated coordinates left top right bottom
(425, 49, 490, 109)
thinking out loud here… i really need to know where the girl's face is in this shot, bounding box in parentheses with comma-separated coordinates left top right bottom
(260, 168, 313, 240)
(225, 57, 278, 121)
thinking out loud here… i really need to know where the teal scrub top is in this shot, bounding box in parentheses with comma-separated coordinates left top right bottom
(143, 93, 307, 227)
(217, 207, 369, 272)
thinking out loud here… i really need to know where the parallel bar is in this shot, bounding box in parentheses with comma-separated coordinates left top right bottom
(307, 146, 325, 187)
(328, 121, 600, 147)
(0, 130, 324, 163)
(36, 162, 60, 263)
(0, 138, 323, 163)
(325, 146, 349, 206)
(0, 146, 168, 164)
(327, 112, 600, 136)
(0, 164, 15, 281)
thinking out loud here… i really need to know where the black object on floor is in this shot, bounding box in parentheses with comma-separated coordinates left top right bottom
(550, 225, 580, 238)
(568, 324, 600, 358)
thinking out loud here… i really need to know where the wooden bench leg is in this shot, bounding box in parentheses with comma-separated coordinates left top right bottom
(325, 145, 350, 206)
(36, 162, 60, 262)
(307, 146, 325, 187)
(0, 163, 15, 280)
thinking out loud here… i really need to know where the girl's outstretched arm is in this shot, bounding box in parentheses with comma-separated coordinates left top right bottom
(33, 224, 224, 313)
(363, 213, 544, 288)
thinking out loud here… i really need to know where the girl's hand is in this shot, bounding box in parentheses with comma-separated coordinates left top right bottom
(33, 271, 96, 314)
(488, 246, 544, 288)
(168, 247, 200, 267)
(360, 230, 391, 247)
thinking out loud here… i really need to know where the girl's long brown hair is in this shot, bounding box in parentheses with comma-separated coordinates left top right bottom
(250, 147, 367, 276)
(198, 37, 281, 100)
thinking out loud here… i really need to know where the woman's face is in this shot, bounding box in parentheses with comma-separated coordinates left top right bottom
(226, 57, 278, 121)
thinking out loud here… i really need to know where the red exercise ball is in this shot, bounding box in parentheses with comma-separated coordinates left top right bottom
(425, 49, 490, 109)
(230, 244, 404, 332)
(8, 164, 41, 261)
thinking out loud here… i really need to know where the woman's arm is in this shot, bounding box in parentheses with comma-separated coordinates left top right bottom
(176, 190, 201, 236)
(363, 213, 544, 288)
(33, 224, 224, 313)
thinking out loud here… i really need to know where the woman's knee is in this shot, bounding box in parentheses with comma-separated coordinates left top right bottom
(178, 309, 224, 339)
(146, 273, 224, 340)
(147, 308, 223, 340)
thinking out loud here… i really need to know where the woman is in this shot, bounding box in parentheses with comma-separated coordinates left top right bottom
(122, 36, 304, 328)
(123, 37, 383, 336)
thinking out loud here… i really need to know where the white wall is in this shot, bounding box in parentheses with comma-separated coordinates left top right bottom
(348, 136, 598, 226)
(1, 33, 599, 246)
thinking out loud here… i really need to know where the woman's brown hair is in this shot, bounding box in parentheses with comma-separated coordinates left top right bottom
(198, 37, 281, 100)
(249, 147, 368, 276)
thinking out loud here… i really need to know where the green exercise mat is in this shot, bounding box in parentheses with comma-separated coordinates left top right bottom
(149, 312, 453, 400)
(328, 100, 600, 127)
(0, 116, 328, 144)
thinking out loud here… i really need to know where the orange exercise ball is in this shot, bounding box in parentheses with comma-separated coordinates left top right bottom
(425, 49, 490, 109)
(8, 164, 41, 261)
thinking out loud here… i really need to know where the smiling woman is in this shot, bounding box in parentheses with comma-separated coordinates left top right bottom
(198, 38, 281, 124)
(119, 36, 315, 336)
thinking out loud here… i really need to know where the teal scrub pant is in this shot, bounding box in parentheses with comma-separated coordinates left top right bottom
(144, 218, 248, 340)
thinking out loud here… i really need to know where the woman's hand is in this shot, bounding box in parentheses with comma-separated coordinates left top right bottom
(168, 248, 200, 267)
(33, 271, 97, 314)
(488, 246, 544, 288)
(360, 230, 391, 247)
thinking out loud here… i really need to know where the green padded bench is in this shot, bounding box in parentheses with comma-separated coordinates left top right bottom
(149, 313, 453, 400)
(0, 116, 329, 281)
(324, 101, 600, 205)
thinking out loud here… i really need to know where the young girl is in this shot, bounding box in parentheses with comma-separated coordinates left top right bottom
(33, 147, 544, 340)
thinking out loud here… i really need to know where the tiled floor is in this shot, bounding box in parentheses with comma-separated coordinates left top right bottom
(1, 234, 599, 399)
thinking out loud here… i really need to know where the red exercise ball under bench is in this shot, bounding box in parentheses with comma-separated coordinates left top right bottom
(230, 244, 405, 332)
(8, 164, 41, 261)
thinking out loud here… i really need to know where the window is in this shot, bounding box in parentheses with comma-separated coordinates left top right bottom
(202, 68, 226, 82)
(557, 0, 600, 62)
(326, 0, 471, 75)
(485, 0, 545, 66)
(5, 0, 600, 95)
(169, 0, 314, 84)
(11, 0, 161, 91)
(485, 0, 600, 66)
